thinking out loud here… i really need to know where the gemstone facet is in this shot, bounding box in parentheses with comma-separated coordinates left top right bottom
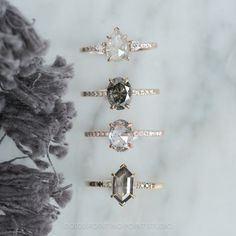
(107, 77, 132, 110)
(109, 120, 133, 152)
(112, 164, 134, 206)
(105, 27, 130, 61)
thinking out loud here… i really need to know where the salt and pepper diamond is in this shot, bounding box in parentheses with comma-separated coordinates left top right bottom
(107, 77, 132, 110)
(87, 164, 163, 206)
(81, 78, 160, 110)
(108, 119, 134, 152)
(112, 164, 134, 206)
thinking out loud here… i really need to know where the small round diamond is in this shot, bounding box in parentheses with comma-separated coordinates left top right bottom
(109, 120, 133, 152)
(107, 77, 132, 110)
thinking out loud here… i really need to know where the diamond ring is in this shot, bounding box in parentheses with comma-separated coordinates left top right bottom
(81, 77, 160, 110)
(87, 164, 163, 206)
(84, 119, 164, 152)
(80, 27, 158, 62)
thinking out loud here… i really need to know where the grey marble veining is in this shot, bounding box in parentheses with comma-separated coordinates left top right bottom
(3, 0, 236, 235)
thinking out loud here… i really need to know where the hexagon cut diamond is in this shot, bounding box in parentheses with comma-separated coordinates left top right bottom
(105, 27, 130, 61)
(108, 119, 133, 152)
(112, 164, 134, 206)
(107, 77, 132, 110)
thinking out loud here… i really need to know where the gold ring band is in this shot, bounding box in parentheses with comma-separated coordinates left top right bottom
(87, 180, 163, 190)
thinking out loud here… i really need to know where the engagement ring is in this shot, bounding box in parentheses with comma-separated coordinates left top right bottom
(85, 119, 164, 152)
(87, 164, 163, 206)
(81, 77, 160, 110)
(80, 27, 158, 62)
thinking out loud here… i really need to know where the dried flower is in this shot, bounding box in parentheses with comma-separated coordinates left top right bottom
(0, 0, 48, 90)
(0, 162, 72, 235)
(0, 1, 75, 235)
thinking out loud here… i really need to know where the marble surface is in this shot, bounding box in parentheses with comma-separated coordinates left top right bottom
(2, 0, 236, 235)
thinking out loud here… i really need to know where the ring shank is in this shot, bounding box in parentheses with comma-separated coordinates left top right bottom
(133, 130, 164, 137)
(80, 45, 105, 54)
(87, 180, 112, 188)
(129, 41, 158, 52)
(132, 89, 160, 96)
(80, 46, 98, 53)
(136, 181, 163, 189)
(85, 130, 164, 137)
(81, 90, 107, 97)
(87, 180, 163, 189)
(81, 89, 160, 97)
(84, 131, 109, 137)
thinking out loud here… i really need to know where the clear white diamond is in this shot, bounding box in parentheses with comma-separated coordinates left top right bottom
(109, 120, 133, 152)
(95, 43, 106, 54)
(105, 28, 129, 61)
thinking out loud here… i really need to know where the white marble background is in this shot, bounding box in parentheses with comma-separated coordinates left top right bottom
(2, 0, 236, 235)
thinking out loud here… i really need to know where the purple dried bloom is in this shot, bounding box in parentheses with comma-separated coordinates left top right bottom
(8, 56, 74, 114)
(0, 1, 76, 165)
(0, 205, 60, 235)
(49, 144, 68, 159)
(0, 1, 75, 235)
(0, 162, 72, 215)
(0, 0, 48, 90)
(0, 56, 76, 162)
(0, 93, 5, 113)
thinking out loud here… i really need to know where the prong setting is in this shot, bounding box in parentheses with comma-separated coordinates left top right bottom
(114, 26, 120, 32)
(128, 143, 133, 149)
(120, 163, 127, 168)
(127, 122, 132, 128)
(110, 104, 117, 110)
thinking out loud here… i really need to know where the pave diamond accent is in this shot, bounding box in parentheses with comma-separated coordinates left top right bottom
(105, 27, 130, 61)
(109, 120, 133, 152)
(81, 90, 107, 97)
(112, 164, 134, 205)
(95, 43, 106, 54)
(132, 88, 160, 96)
(107, 77, 132, 110)
(136, 182, 162, 189)
(130, 41, 157, 52)
(133, 130, 164, 137)
(81, 43, 106, 54)
(85, 131, 109, 137)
